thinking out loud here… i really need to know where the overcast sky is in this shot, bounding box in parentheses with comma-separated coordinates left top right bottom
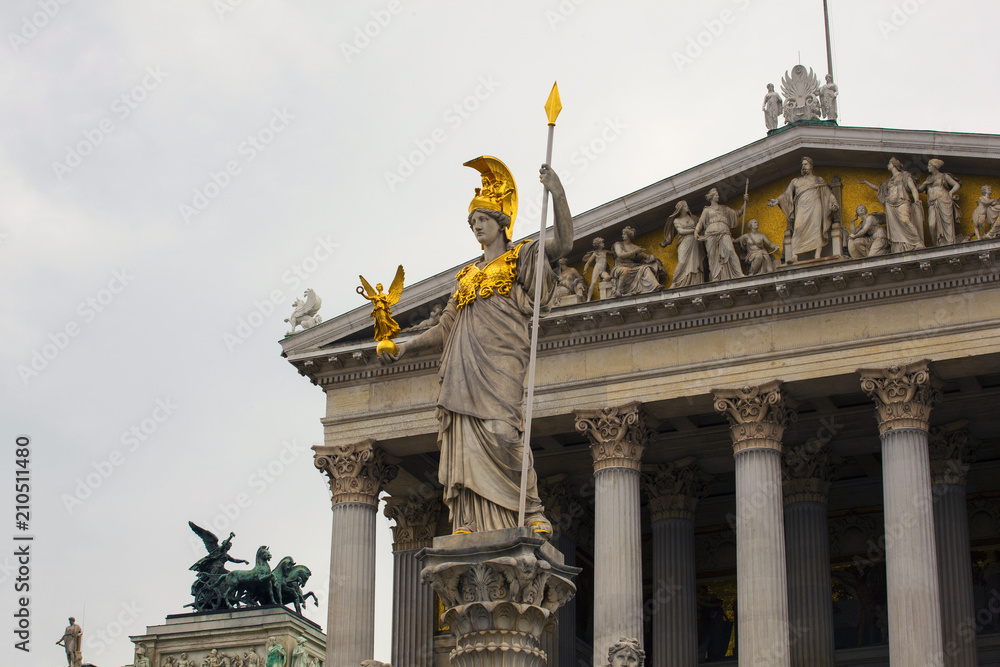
(3, 1, 1000, 665)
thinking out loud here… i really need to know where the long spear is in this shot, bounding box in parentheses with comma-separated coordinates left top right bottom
(740, 178, 749, 236)
(517, 82, 562, 529)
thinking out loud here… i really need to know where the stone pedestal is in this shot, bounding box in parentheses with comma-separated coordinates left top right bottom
(130, 606, 325, 667)
(314, 440, 398, 667)
(641, 459, 713, 667)
(575, 402, 651, 667)
(385, 493, 446, 667)
(714, 381, 794, 667)
(859, 361, 945, 667)
(419, 527, 580, 667)
(782, 444, 842, 667)
(929, 426, 979, 667)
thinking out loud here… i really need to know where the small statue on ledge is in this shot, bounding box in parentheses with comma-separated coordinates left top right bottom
(918, 159, 962, 246)
(660, 200, 705, 287)
(762, 83, 783, 131)
(358, 265, 405, 356)
(582, 236, 613, 301)
(973, 185, 1000, 240)
(696, 188, 747, 281)
(847, 205, 889, 259)
(284, 288, 322, 335)
(735, 219, 780, 275)
(859, 158, 924, 253)
(611, 226, 665, 296)
(819, 74, 839, 121)
(553, 257, 587, 306)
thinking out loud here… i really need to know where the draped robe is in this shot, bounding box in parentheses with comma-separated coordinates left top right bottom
(773, 174, 838, 257)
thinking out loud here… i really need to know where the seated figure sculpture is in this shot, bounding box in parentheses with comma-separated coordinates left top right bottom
(973, 185, 1000, 240)
(735, 219, 780, 275)
(848, 205, 889, 259)
(611, 226, 664, 296)
(380, 157, 572, 536)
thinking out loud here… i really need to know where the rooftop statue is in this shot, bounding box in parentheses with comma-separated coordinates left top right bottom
(358, 265, 405, 355)
(847, 205, 889, 259)
(919, 158, 962, 246)
(973, 185, 1000, 240)
(780, 65, 822, 124)
(379, 156, 573, 536)
(762, 83, 783, 131)
(696, 188, 747, 281)
(284, 289, 322, 335)
(819, 74, 839, 121)
(611, 225, 665, 296)
(859, 157, 925, 252)
(186, 522, 315, 612)
(768, 156, 839, 262)
(660, 200, 705, 287)
(56, 617, 83, 667)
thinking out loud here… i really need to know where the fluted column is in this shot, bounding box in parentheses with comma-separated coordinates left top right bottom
(859, 360, 944, 667)
(575, 402, 651, 667)
(641, 458, 713, 667)
(782, 444, 842, 667)
(384, 493, 445, 667)
(929, 425, 979, 667)
(714, 381, 794, 667)
(314, 439, 398, 667)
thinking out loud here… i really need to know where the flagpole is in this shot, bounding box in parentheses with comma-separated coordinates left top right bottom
(518, 82, 561, 528)
(823, 0, 834, 78)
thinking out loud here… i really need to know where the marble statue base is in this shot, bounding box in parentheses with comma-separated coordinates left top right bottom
(129, 606, 326, 667)
(419, 527, 581, 667)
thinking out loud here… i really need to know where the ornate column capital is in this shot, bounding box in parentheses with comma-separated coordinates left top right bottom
(574, 402, 653, 472)
(383, 492, 445, 551)
(782, 443, 843, 505)
(928, 424, 978, 486)
(314, 439, 398, 507)
(858, 360, 942, 434)
(538, 475, 590, 545)
(713, 380, 796, 453)
(641, 457, 713, 522)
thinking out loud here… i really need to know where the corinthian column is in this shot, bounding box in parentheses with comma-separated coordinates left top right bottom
(314, 439, 398, 667)
(641, 458, 713, 667)
(929, 425, 979, 667)
(575, 402, 651, 667)
(858, 360, 944, 667)
(713, 381, 794, 667)
(782, 444, 842, 667)
(384, 493, 445, 667)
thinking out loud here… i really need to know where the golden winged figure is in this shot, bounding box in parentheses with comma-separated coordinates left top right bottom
(357, 265, 405, 355)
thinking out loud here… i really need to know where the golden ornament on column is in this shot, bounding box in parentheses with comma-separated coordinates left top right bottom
(357, 265, 404, 355)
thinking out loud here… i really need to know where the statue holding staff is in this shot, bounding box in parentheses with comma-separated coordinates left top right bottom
(379, 156, 572, 535)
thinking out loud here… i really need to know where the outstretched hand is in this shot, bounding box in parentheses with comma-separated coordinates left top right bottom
(378, 342, 406, 365)
(539, 163, 564, 194)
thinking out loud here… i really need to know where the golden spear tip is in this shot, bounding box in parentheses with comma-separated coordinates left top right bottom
(544, 81, 562, 126)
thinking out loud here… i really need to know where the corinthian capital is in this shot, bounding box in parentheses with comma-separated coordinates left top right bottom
(574, 402, 653, 472)
(713, 380, 796, 453)
(314, 439, 398, 507)
(858, 360, 942, 434)
(782, 443, 843, 505)
(383, 493, 445, 551)
(929, 424, 978, 486)
(641, 457, 713, 522)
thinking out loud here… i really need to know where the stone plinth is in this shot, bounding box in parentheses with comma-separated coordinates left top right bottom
(130, 606, 325, 667)
(419, 528, 580, 667)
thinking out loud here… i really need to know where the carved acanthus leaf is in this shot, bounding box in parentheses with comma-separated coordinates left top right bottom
(858, 360, 942, 433)
(314, 439, 398, 506)
(574, 402, 653, 471)
(713, 381, 796, 451)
